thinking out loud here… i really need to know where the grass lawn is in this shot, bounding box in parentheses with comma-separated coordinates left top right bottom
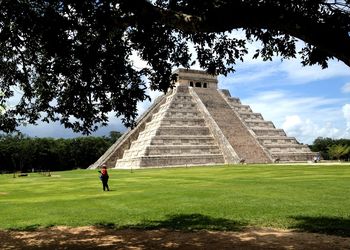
(1, 164, 350, 236)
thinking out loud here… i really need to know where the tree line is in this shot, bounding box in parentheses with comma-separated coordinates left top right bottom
(310, 137, 350, 161)
(1, 134, 349, 173)
(0, 131, 122, 173)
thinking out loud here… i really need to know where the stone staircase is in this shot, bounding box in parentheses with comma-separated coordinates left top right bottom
(115, 86, 225, 168)
(220, 90, 314, 162)
(193, 88, 272, 163)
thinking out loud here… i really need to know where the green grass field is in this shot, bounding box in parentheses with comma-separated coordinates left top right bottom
(1, 165, 350, 236)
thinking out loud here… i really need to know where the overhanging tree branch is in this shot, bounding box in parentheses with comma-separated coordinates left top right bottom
(1, 0, 350, 134)
(128, 0, 350, 67)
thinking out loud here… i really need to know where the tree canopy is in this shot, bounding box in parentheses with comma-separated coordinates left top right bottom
(0, 132, 121, 172)
(1, 0, 350, 134)
(311, 137, 350, 160)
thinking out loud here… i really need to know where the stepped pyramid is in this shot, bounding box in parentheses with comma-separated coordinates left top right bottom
(90, 69, 314, 169)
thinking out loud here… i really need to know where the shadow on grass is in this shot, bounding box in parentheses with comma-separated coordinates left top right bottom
(10, 214, 350, 238)
(97, 213, 247, 231)
(96, 214, 350, 237)
(10, 224, 55, 231)
(290, 215, 350, 237)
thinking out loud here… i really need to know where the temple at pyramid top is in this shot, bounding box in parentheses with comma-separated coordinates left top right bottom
(173, 68, 218, 89)
(90, 69, 315, 169)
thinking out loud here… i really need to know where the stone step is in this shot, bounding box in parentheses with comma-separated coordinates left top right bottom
(130, 135, 216, 148)
(237, 112, 264, 120)
(265, 144, 311, 153)
(253, 128, 286, 136)
(228, 102, 249, 107)
(159, 100, 196, 110)
(156, 126, 211, 136)
(271, 152, 315, 162)
(168, 102, 197, 109)
(171, 91, 191, 96)
(123, 139, 219, 160)
(245, 120, 275, 129)
(264, 143, 309, 148)
(229, 104, 252, 112)
(150, 135, 215, 145)
(153, 106, 201, 120)
(172, 95, 193, 101)
(145, 145, 221, 155)
(164, 109, 202, 118)
(170, 98, 194, 104)
(116, 154, 225, 168)
(130, 133, 216, 148)
(257, 135, 297, 140)
(145, 115, 206, 129)
(258, 137, 299, 145)
(166, 107, 199, 113)
(161, 117, 206, 127)
(245, 119, 268, 122)
(227, 97, 241, 104)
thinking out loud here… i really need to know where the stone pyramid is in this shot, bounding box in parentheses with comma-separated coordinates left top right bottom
(90, 69, 314, 169)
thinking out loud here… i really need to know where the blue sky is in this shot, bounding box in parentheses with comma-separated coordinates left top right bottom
(18, 38, 350, 145)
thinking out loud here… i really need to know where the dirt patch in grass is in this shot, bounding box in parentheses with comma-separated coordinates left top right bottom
(1, 226, 349, 249)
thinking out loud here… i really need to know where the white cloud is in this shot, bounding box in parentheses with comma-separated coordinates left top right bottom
(342, 82, 350, 93)
(282, 115, 302, 131)
(342, 104, 350, 136)
(280, 59, 350, 85)
(281, 115, 341, 144)
(244, 90, 342, 121)
(220, 58, 350, 89)
(219, 62, 279, 86)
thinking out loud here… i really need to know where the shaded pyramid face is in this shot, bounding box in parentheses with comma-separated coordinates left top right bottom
(90, 69, 314, 169)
